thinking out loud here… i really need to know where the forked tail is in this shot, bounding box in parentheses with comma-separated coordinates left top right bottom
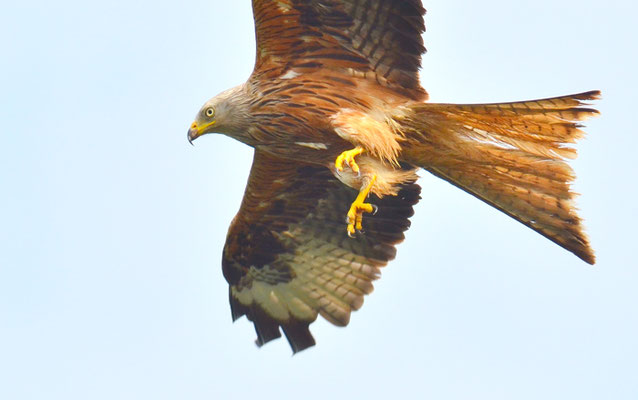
(398, 91, 600, 264)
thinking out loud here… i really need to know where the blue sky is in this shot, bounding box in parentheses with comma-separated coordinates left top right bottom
(1, 0, 636, 399)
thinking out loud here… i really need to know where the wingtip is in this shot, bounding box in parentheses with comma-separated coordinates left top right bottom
(576, 90, 602, 101)
(282, 322, 316, 354)
(580, 250, 596, 265)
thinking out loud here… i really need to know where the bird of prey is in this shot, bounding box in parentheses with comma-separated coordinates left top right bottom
(188, 0, 599, 353)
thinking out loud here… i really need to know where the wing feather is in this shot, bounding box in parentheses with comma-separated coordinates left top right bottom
(222, 150, 420, 353)
(251, 0, 427, 98)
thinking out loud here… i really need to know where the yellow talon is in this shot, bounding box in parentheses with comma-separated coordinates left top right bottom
(335, 146, 364, 174)
(346, 174, 377, 236)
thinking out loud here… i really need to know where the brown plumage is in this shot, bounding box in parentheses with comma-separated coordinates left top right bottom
(187, 0, 599, 353)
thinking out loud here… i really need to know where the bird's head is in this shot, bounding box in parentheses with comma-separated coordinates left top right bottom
(187, 84, 251, 144)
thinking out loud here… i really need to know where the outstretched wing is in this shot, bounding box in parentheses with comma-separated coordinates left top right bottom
(222, 150, 420, 353)
(251, 0, 427, 97)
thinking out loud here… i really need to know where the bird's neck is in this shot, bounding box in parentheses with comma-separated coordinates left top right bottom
(217, 84, 257, 145)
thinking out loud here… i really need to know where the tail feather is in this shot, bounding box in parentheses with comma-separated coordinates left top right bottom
(398, 91, 600, 264)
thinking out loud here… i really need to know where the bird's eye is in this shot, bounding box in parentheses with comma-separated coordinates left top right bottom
(205, 108, 215, 117)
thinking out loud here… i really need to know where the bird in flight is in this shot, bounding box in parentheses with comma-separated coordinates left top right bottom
(188, 0, 599, 353)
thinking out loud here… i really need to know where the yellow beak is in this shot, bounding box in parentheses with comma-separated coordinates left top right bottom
(187, 120, 216, 144)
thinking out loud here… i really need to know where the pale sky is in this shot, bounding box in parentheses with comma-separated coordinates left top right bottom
(1, 1, 636, 399)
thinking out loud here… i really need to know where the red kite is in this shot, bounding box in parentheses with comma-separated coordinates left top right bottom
(188, 0, 599, 353)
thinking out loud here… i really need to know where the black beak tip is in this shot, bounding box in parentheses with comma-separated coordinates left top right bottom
(187, 128, 197, 146)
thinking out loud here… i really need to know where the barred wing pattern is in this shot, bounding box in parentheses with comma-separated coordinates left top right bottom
(251, 0, 427, 98)
(222, 151, 420, 353)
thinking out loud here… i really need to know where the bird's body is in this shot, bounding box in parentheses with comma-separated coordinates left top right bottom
(209, 69, 422, 198)
(188, 0, 599, 353)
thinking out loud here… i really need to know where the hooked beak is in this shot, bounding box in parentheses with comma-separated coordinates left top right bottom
(187, 123, 199, 145)
(187, 121, 216, 145)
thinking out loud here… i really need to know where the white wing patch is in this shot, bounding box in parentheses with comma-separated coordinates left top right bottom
(295, 142, 328, 150)
(280, 69, 301, 80)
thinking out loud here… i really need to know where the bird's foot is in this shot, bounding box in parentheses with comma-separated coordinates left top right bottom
(335, 146, 364, 175)
(345, 174, 377, 237)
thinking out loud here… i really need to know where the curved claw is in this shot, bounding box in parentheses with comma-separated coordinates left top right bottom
(346, 201, 377, 237)
(344, 173, 377, 239)
(335, 147, 364, 174)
